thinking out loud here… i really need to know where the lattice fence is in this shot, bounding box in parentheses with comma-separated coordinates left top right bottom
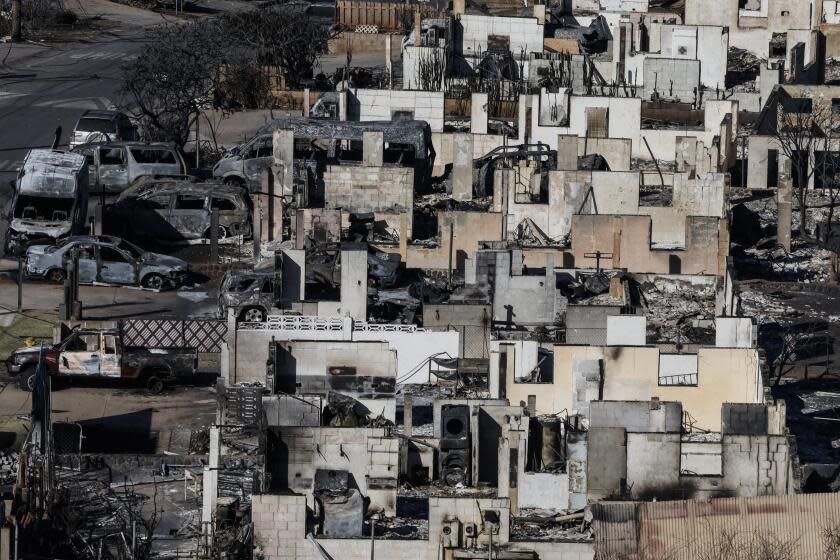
(121, 320, 227, 353)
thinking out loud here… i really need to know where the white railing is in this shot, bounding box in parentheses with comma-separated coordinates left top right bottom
(354, 322, 425, 333)
(238, 316, 425, 333)
(240, 315, 345, 331)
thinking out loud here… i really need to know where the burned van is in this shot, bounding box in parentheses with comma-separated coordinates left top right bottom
(108, 179, 252, 242)
(72, 141, 185, 193)
(5, 150, 89, 256)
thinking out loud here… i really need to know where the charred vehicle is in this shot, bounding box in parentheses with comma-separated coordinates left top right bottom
(72, 141, 185, 193)
(219, 265, 278, 322)
(107, 180, 252, 242)
(25, 235, 189, 289)
(212, 117, 435, 196)
(5, 150, 89, 256)
(6, 326, 198, 393)
(218, 244, 400, 321)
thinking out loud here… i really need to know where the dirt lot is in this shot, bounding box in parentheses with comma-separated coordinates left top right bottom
(0, 376, 218, 453)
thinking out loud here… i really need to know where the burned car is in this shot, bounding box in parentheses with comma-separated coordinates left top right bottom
(25, 235, 189, 290)
(212, 117, 435, 195)
(107, 180, 252, 242)
(72, 141, 185, 193)
(219, 265, 278, 322)
(5, 149, 89, 256)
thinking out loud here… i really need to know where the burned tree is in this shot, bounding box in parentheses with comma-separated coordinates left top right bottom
(220, 6, 333, 90)
(771, 94, 837, 237)
(120, 21, 224, 146)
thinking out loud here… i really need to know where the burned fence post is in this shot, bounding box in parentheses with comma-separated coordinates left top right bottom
(253, 200, 262, 261)
(17, 257, 23, 312)
(210, 210, 219, 264)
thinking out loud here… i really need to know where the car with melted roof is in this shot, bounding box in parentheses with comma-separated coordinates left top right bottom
(107, 179, 252, 242)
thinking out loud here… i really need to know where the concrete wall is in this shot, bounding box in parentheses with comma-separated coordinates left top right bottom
(276, 340, 397, 421)
(587, 427, 627, 501)
(405, 211, 503, 271)
(252, 494, 595, 560)
(643, 57, 701, 102)
(527, 93, 736, 163)
(271, 427, 398, 513)
(500, 344, 761, 431)
(458, 14, 544, 56)
(324, 165, 414, 232)
(492, 251, 561, 325)
(353, 329, 460, 383)
(328, 32, 402, 54)
(570, 214, 722, 275)
(231, 320, 459, 386)
(351, 89, 445, 132)
(519, 472, 570, 509)
(626, 432, 682, 498)
(402, 46, 446, 94)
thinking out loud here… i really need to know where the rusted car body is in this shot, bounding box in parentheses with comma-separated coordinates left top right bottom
(6, 326, 197, 392)
(108, 180, 252, 242)
(72, 141, 185, 193)
(5, 149, 89, 256)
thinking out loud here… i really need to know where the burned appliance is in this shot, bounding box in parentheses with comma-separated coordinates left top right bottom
(313, 469, 365, 537)
(439, 405, 471, 487)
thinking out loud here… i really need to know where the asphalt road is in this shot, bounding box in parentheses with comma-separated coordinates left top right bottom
(0, 0, 174, 257)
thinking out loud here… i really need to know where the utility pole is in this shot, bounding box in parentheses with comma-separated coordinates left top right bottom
(10, 0, 21, 42)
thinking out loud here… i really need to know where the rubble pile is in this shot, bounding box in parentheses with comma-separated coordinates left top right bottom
(639, 279, 715, 343)
(0, 450, 20, 485)
(511, 509, 592, 542)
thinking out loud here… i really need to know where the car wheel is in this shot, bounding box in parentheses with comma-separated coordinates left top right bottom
(146, 375, 165, 395)
(18, 366, 36, 392)
(205, 225, 228, 240)
(142, 273, 165, 291)
(47, 268, 66, 283)
(241, 307, 266, 322)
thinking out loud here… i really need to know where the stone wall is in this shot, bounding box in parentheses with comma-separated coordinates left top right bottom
(323, 165, 414, 235)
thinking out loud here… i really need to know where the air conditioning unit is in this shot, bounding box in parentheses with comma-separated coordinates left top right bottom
(463, 522, 477, 540)
(441, 519, 462, 548)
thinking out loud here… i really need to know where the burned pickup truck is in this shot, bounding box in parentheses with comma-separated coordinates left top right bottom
(5, 149, 89, 256)
(6, 326, 197, 393)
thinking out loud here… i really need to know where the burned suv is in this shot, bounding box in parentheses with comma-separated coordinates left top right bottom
(72, 141, 185, 193)
(107, 179, 252, 243)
